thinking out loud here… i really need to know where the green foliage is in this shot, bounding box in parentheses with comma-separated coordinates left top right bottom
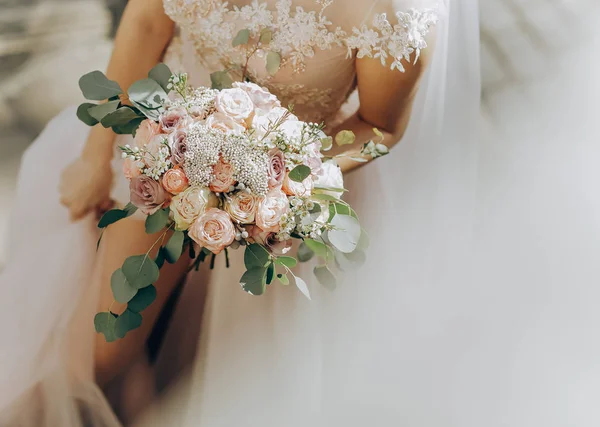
(128, 285, 157, 313)
(320, 136, 333, 151)
(328, 202, 357, 221)
(275, 256, 297, 268)
(98, 208, 128, 229)
(79, 70, 122, 101)
(314, 266, 337, 290)
(100, 106, 142, 128)
(266, 262, 275, 284)
(210, 71, 234, 90)
(115, 309, 143, 339)
(148, 63, 173, 92)
(277, 273, 289, 285)
(297, 241, 314, 262)
(303, 239, 329, 258)
(113, 117, 145, 135)
(266, 51, 281, 75)
(241, 267, 267, 295)
(232, 29, 250, 47)
(128, 78, 168, 120)
(260, 28, 273, 44)
(328, 214, 361, 254)
(122, 255, 160, 290)
(88, 100, 120, 122)
(293, 274, 311, 299)
(94, 312, 118, 342)
(76, 103, 99, 126)
(111, 268, 137, 304)
(244, 244, 270, 270)
(288, 165, 311, 183)
(145, 208, 170, 234)
(165, 230, 185, 264)
(335, 130, 356, 146)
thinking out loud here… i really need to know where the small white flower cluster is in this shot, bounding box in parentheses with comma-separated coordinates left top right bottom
(121, 142, 172, 181)
(168, 86, 218, 120)
(277, 196, 325, 240)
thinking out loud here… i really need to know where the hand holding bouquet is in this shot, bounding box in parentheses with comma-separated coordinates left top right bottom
(77, 64, 388, 341)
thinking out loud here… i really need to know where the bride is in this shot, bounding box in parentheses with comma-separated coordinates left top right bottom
(0, 0, 480, 425)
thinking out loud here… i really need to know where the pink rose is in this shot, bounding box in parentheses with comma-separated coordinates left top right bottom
(205, 112, 246, 134)
(214, 88, 254, 123)
(247, 226, 293, 256)
(123, 158, 142, 180)
(233, 82, 281, 111)
(159, 107, 191, 133)
(134, 119, 162, 148)
(168, 129, 188, 165)
(282, 173, 313, 197)
(267, 149, 286, 189)
(256, 188, 289, 232)
(130, 175, 169, 215)
(162, 167, 189, 195)
(210, 158, 236, 193)
(189, 208, 236, 254)
(224, 191, 260, 224)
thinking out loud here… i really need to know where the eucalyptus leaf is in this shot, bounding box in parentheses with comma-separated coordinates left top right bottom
(329, 202, 358, 221)
(145, 208, 170, 234)
(94, 312, 118, 342)
(88, 100, 120, 122)
(115, 309, 143, 339)
(260, 28, 273, 44)
(240, 267, 267, 296)
(76, 103, 99, 126)
(165, 230, 185, 263)
(277, 273, 290, 285)
(210, 71, 234, 90)
(79, 71, 122, 101)
(232, 29, 250, 47)
(373, 127, 384, 138)
(288, 165, 311, 183)
(314, 266, 337, 290)
(266, 51, 281, 75)
(297, 241, 314, 262)
(320, 136, 333, 151)
(128, 285, 157, 313)
(113, 117, 145, 135)
(155, 247, 166, 269)
(276, 256, 297, 268)
(122, 255, 160, 289)
(266, 262, 275, 285)
(311, 194, 339, 202)
(314, 185, 348, 194)
(148, 63, 173, 92)
(350, 157, 369, 163)
(328, 214, 361, 254)
(244, 244, 270, 270)
(100, 106, 142, 128)
(303, 239, 329, 258)
(124, 202, 138, 217)
(111, 268, 137, 304)
(128, 78, 167, 105)
(335, 130, 356, 146)
(358, 228, 370, 251)
(98, 208, 129, 229)
(293, 274, 311, 299)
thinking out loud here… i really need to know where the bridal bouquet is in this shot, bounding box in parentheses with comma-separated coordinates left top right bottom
(77, 64, 388, 341)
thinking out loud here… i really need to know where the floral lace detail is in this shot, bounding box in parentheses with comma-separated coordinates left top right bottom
(345, 9, 439, 72)
(162, 0, 439, 74)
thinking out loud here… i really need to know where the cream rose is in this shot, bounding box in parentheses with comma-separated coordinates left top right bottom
(214, 87, 254, 123)
(256, 188, 289, 232)
(233, 81, 281, 111)
(282, 173, 313, 197)
(162, 167, 189, 195)
(189, 208, 236, 254)
(170, 185, 218, 230)
(205, 112, 246, 134)
(314, 161, 344, 198)
(209, 158, 236, 193)
(134, 119, 162, 148)
(224, 191, 260, 224)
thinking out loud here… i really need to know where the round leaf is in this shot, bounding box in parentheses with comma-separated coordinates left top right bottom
(79, 71, 122, 101)
(232, 29, 250, 47)
(165, 230, 185, 263)
(88, 100, 120, 122)
(335, 130, 356, 146)
(244, 244, 270, 270)
(98, 208, 128, 229)
(94, 312, 117, 342)
(328, 215, 361, 254)
(260, 28, 273, 44)
(148, 63, 173, 92)
(240, 267, 267, 296)
(76, 103, 99, 126)
(276, 256, 297, 268)
(288, 165, 311, 183)
(145, 208, 170, 234)
(101, 106, 142, 128)
(115, 309, 143, 339)
(314, 266, 337, 290)
(111, 268, 137, 304)
(128, 285, 157, 313)
(266, 51, 281, 75)
(277, 273, 290, 285)
(297, 242, 314, 262)
(303, 239, 329, 258)
(122, 255, 160, 289)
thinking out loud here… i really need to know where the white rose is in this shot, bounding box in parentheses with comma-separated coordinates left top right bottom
(233, 81, 281, 111)
(214, 87, 255, 123)
(170, 186, 219, 230)
(251, 107, 291, 139)
(279, 120, 304, 140)
(314, 161, 344, 198)
(205, 112, 246, 134)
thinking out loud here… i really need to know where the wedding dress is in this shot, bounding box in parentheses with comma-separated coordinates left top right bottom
(0, 0, 481, 426)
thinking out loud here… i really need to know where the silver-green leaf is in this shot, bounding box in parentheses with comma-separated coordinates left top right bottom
(288, 165, 311, 183)
(79, 71, 122, 101)
(240, 267, 267, 295)
(314, 266, 337, 290)
(266, 51, 281, 75)
(328, 214, 361, 254)
(122, 255, 160, 289)
(111, 268, 138, 304)
(232, 29, 250, 47)
(88, 100, 120, 122)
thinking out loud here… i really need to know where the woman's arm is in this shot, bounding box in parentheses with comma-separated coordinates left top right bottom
(61, 0, 174, 220)
(330, 38, 435, 173)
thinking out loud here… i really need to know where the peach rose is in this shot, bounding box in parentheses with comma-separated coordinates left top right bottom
(214, 87, 254, 123)
(256, 188, 289, 232)
(205, 112, 246, 134)
(122, 158, 142, 180)
(134, 119, 162, 148)
(209, 158, 236, 193)
(162, 167, 189, 195)
(189, 208, 236, 254)
(224, 191, 260, 224)
(282, 173, 313, 197)
(170, 185, 218, 230)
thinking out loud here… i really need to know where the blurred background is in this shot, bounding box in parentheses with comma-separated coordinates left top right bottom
(0, 0, 598, 264)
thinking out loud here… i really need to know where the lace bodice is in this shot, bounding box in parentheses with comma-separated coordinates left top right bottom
(162, 0, 441, 123)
